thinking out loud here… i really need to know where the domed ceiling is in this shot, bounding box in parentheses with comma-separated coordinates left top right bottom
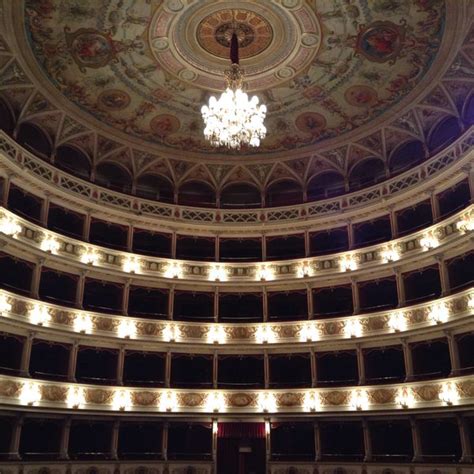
(0, 0, 472, 194)
(19, 0, 446, 156)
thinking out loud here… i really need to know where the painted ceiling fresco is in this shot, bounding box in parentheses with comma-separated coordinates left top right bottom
(21, 0, 446, 155)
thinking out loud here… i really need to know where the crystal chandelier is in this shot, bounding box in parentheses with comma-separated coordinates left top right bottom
(201, 32, 267, 149)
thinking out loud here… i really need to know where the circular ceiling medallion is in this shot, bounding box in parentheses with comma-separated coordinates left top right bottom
(197, 9, 273, 60)
(98, 90, 131, 111)
(344, 85, 379, 108)
(295, 112, 327, 135)
(151, 0, 321, 92)
(150, 114, 181, 136)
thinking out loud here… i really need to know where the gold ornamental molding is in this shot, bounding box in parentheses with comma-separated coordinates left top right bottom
(0, 374, 473, 415)
(0, 129, 472, 234)
(0, 288, 472, 349)
(0, 204, 472, 287)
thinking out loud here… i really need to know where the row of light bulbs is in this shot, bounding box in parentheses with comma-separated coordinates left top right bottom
(17, 381, 461, 412)
(0, 293, 472, 343)
(0, 211, 472, 282)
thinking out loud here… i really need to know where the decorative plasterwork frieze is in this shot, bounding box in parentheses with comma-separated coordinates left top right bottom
(0, 288, 472, 349)
(1, 374, 473, 415)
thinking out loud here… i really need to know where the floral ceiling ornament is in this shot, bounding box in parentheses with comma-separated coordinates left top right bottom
(201, 28, 267, 149)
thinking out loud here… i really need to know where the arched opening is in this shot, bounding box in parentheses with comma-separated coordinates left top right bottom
(428, 116, 462, 154)
(178, 181, 216, 207)
(220, 183, 261, 208)
(348, 158, 385, 191)
(136, 173, 174, 203)
(0, 98, 15, 135)
(55, 145, 91, 179)
(266, 179, 303, 207)
(95, 162, 132, 194)
(16, 122, 52, 159)
(389, 140, 425, 175)
(307, 171, 345, 201)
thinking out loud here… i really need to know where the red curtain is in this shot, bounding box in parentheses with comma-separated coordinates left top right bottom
(217, 422, 265, 439)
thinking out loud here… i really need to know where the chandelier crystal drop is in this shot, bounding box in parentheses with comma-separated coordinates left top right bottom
(201, 32, 267, 149)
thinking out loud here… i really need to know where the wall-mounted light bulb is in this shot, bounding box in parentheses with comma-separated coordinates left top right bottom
(159, 391, 178, 412)
(164, 263, 183, 279)
(258, 392, 277, 413)
(67, 386, 86, 409)
(388, 311, 406, 332)
(0, 293, 12, 315)
(113, 390, 132, 411)
(0, 216, 21, 237)
(40, 236, 60, 254)
(468, 294, 474, 311)
(29, 304, 51, 326)
(350, 389, 369, 411)
(209, 266, 227, 282)
(81, 249, 99, 266)
(381, 246, 400, 263)
(456, 214, 474, 233)
(123, 256, 141, 274)
(395, 388, 415, 409)
(419, 233, 439, 251)
(117, 319, 137, 339)
(206, 392, 225, 413)
(300, 323, 319, 342)
(19, 382, 41, 406)
(345, 319, 362, 338)
(256, 325, 275, 344)
(297, 262, 313, 278)
(74, 313, 93, 334)
(257, 266, 274, 281)
(340, 255, 357, 272)
(303, 391, 321, 412)
(163, 323, 179, 342)
(208, 325, 226, 344)
(428, 302, 449, 324)
(439, 382, 459, 406)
